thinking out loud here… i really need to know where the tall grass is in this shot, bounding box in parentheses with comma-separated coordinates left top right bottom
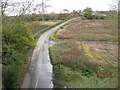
(49, 41, 118, 88)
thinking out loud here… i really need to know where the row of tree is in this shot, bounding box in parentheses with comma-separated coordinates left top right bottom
(20, 7, 109, 21)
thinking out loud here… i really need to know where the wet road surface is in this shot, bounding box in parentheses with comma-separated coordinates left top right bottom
(21, 20, 72, 89)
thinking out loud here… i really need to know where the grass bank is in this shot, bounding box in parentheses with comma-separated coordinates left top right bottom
(50, 24, 69, 41)
(49, 41, 118, 88)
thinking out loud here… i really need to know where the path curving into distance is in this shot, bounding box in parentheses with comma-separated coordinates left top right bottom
(21, 19, 74, 88)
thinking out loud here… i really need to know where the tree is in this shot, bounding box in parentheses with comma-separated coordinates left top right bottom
(1, 0, 37, 88)
(82, 7, 94, 20)
(108, 0, 119, 26)
(83, 7, 92, 13)
(83, 12, 93, 19)
(62, 9, 69, 14)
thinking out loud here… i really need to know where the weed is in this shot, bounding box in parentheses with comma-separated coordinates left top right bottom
(49, 41, 118, 88)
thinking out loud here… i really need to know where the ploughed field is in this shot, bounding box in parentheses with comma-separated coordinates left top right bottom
(55, 20, 118, 42)
(50, 20, 118, 88)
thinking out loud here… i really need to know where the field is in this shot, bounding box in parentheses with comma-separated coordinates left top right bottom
(52, 20, 118, 42)
(50, 41, 118, 88)
(49, 20, 118, 88)
(26, 20, 61, 40)
(26, 21, 60, 34)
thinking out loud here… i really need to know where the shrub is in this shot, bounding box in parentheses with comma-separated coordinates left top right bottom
(83, 12, 93, 20)
(2, 18, 36, 88)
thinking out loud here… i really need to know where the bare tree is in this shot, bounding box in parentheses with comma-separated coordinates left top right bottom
(63, 9, 69, 13)
(41, 0, 51, 21)
(1, 0, 52, 32)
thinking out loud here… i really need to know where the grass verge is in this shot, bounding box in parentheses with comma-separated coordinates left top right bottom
(50, 21, 77, 41)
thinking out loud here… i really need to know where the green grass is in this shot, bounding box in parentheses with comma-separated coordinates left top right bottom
(50, 28, 61, 41)
(54, 65, 118, 88)
(39, 21, 59, 25)
(49, 42, 118, 88)
(34, 20, 66, 41)
(50, 23, 71, 41)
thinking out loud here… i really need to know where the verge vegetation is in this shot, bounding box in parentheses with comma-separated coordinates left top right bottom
(2, 18, 36, 88)
(50, 41, 118, 88)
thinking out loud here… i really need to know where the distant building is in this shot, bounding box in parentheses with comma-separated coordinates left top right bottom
(93, 11, 107, 16)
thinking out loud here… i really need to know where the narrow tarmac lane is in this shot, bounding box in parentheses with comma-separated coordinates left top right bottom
(21, 20, 73, 88)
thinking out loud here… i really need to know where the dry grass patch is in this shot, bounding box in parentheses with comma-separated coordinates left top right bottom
(56, 20, 118, 42)
(50, 41, 118, 88)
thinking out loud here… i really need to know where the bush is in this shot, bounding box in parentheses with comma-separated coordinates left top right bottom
(83, 12, 93, 20)
(58, 14, 71, 20)
(2, 18, 36, 88)
(82, 12, 106, 20)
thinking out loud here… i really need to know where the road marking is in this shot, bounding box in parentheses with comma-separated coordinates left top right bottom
(35, 76, 38, 89)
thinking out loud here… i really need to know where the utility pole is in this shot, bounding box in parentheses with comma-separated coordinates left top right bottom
(41, 0, 51, 21)
(41, 0, 44, 21)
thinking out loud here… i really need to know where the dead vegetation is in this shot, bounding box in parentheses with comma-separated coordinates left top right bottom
(57, 41, 118, 78)
(56, 20, 118, 42)
(50, 41, 118, 88)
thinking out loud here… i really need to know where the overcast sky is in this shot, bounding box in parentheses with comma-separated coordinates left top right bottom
(8, 0, 116, 15)
(46, 0, 114, 13)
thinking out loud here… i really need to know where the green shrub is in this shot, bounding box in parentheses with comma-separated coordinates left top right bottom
(83, 12, 93, 20)
(2, 18, 36, 88)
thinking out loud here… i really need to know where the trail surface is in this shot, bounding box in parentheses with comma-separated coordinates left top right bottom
(21, 20, 73, 88)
